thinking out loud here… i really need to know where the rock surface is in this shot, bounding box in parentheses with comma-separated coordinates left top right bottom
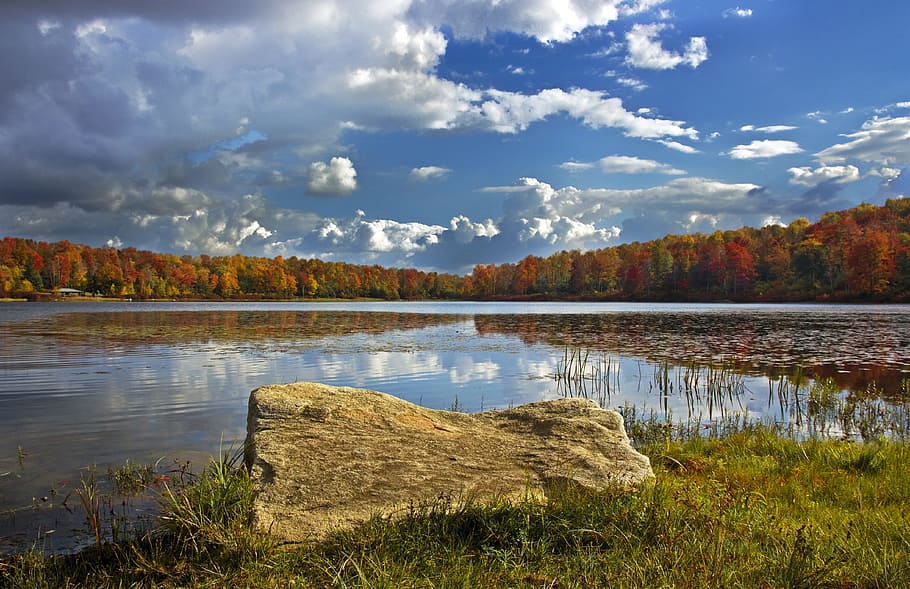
(245, 382, 654, 543)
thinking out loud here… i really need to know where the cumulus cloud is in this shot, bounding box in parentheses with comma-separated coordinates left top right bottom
(470, 175, 769, 250)
(871, 166, 903, 180)
(625, 23, 708, 70)
(788, 165, 861, 187)
(345, 68, 483, 130)
(561, 155, 685, 175)
(379, 22, 448, 70)
(261, 209, 449, 265)
(343, 81, 701, 139)
(728, 140, 804, 159)
(409, 0, 665, 44)
(448, 215, 500, 243)
(816, 116, 910, 166)
(307, 157, 358, 196)
(479, 88, 699, 138)
(346, 212, 444, 253)
(409, 166, 452, 182)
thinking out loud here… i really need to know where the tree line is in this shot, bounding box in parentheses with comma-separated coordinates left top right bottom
(3, 198, 910, 302)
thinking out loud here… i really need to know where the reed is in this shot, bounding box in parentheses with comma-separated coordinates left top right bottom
(107, 459, 155, 496)
(75, 467, 103, 549)
(557, 346, 910, 443)
(554, 347, 621, 406)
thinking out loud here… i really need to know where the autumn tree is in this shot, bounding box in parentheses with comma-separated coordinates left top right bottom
(511, 255, 538, 295)
(724, 240, 757, 298)
(846, 230, 895, 296)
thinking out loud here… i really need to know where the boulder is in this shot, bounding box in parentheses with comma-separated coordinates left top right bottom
(245, 382, 654, 543)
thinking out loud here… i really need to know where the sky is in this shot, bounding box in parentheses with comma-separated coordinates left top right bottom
(1, 0, 909, 274)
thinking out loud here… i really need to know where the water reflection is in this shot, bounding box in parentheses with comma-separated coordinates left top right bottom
(474, 311, 910, 395)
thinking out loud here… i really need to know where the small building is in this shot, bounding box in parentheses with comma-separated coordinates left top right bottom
(57, 288, 85, 297)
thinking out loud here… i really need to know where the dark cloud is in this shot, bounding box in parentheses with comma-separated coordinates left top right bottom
(58, 79, 136, 137)
(159, 159, 233, 192)
(0, 1, 287, 25)
(788, 181, 854, 219)
(0, 20, 86, 117)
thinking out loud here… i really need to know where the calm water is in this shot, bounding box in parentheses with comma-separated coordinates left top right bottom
(1, 301, 909, 553)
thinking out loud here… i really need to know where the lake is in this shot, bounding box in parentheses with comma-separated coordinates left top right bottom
(2, 300, 909, 553)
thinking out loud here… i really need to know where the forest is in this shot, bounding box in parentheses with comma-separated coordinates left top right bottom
(3, 198, 910, 303)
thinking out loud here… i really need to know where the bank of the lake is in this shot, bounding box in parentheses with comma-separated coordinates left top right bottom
(3, 426, 908, 588)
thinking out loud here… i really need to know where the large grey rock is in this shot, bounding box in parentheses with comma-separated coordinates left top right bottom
(245, 382, 654, 543)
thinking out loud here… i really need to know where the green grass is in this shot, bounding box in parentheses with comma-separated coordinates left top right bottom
(3, 429, 910, 588)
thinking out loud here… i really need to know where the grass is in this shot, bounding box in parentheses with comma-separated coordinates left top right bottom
(3, 425, 910, 588)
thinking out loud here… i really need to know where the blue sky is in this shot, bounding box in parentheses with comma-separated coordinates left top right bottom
(1, 0, 908, 273)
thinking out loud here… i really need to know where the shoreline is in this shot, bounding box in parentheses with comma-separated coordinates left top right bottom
(3, 428, 908, 586)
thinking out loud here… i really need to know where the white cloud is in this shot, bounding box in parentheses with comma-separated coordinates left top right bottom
(619, 0, 669, 17)
(276, 209, 447, 259)
(740, 124, 798, 134)
(894, 101, 910, 109)
(409, 166, 452, 182)
(558, 161, 595, 172)
(657, 139, 700, 154)
(479, 88, 699, 139)
(625, 23, 708, 70)
(807, 111, 829, 124)
(615, 76, 648, 91)
(788, 165, 861, 187)
(37, 19, 61, 35)
(760, 125, 797, 133)
(377, 22, 448, 70)
(816, 116, 910, 166)
(345, 68, 483, 130)
(307, 157, 358, 195)
(589, 42, 625, 57)
(562, 155, 685, 175)
(728, 140, 804, 159)
(410, 0, 664, 44)
(722, 7, 753, 18)
(468, 174, 769, 250)
(350, 215, 445, 253)
(448, 215, 500, 243)
(871, 167, 902, 180)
